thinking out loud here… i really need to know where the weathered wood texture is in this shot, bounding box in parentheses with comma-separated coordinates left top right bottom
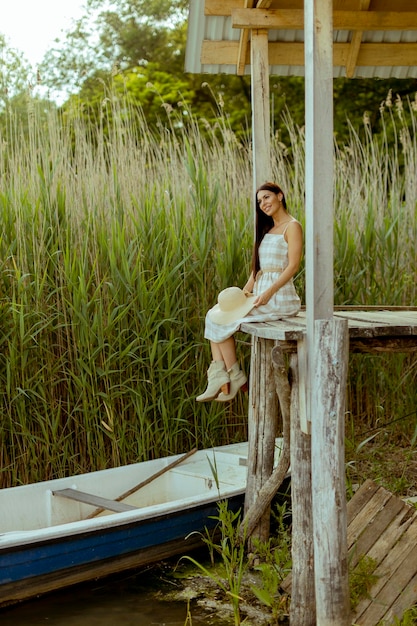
(245, 337, 278, 546)
(311, 318, 350, 626)
(349, 480, 417, 626)
(241, 309, 417, 344)
(250, 27, 271, 189)
(243, 310, 417, 621)
(288, 350, 316, 625)
(241, 343, 291, 538)
(283, 479, 417, 625)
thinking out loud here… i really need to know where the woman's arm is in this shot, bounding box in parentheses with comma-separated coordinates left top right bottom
(243, 272, 256, 296)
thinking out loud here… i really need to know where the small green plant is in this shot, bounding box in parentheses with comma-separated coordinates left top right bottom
(183, 599, 193, 626)
(181, 501, 248, 626)
(349, 554, 379, 610)
(250, 502, 292, 622)
(390, 605, 417, 625)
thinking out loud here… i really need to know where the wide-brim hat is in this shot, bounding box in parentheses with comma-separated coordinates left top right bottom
(207, 286, 256, 325)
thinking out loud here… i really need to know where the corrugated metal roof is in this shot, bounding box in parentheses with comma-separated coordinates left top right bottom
(185, 0, 417, 79)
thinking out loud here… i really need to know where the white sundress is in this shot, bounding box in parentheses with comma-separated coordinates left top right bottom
(204, 222, 301, 343)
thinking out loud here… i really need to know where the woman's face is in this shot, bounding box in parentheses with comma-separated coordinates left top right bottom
(257, 189, 283, 218)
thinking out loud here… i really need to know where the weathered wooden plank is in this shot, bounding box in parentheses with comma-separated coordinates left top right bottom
(204, 0, 240, 16)
(311, 318, 350, 625)
(347, 480, 380, 524)
(200, 40, 417, 70)
(356, 543, 417, 625)
(353, 512, 417, 621)
(347, 487, 393, 549)
(296, 337, 309, 433)
(365, 506, 417, 566)
(251, 27, 271, 187)
(241, 319, 305, 341)
(288, 351, 315, 625)
(231, 8, 417, 31)
(240, 344, 291, 538)
(382, 570, 417, 624)
(348, 494, 405, 568)
(241, 310, 417, 342)
(245, 338, 277, 545)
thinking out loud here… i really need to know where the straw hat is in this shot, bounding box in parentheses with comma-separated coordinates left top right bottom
(207, 287, 256, 325)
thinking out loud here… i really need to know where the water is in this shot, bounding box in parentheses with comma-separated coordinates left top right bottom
(0, 564, 227, 626)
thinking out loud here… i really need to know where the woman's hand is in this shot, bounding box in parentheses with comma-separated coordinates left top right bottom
(254, 288, 273, 307)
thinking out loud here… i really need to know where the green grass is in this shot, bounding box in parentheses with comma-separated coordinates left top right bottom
(0, 92, 416, 487)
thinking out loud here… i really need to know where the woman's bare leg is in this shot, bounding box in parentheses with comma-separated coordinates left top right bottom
(210, 337, 237, 370)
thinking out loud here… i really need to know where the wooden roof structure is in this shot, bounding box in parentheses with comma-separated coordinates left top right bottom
(185, 0, 417, 79)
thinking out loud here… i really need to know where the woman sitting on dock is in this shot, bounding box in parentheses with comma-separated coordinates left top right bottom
(197, 181, 303, 402)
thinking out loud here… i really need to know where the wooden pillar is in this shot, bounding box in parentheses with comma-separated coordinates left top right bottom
(311, 318, 350, 626)
(250, 28, 271, 194)
(240, 343, 291, 539)
(289, 350, 316, 625)
(304, 0, 334, 333)
(245, 337, 277, 546)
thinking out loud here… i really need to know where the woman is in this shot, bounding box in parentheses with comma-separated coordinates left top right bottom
(196, 181, 303, 402)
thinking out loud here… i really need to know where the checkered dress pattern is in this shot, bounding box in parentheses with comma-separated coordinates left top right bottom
(204, 227, 301, 342)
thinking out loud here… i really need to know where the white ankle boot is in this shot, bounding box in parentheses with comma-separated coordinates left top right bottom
(196, 361, 230, 402)
(216, 363, 248, 402)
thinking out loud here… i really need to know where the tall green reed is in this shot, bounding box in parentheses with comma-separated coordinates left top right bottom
(0, 90, 416, 486)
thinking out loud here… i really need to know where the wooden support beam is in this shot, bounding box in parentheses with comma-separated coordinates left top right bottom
(205, 0, 242, 15)
(346, 0, 371, 79)
(289, 351, 315, 625)
(237, 0, 256, 76)
(244, 338, 277, 546)
(231, 9, 417, 30)
(206, 0, 416, 18)
(240, 344, 291, 539)
(250, 28, 271, 187)
(311, 318, 350, 625)
(201, 40, 417, 69)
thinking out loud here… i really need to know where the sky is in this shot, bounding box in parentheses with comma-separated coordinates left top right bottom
(1, 0, 87, 67)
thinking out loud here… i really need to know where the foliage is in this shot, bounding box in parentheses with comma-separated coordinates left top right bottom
(0, 92, 416, 487)
(38, 0, 188, 100)
(349, 554, 379, 611)
(181, 501, 249, 626)
(0, 35, 32, 109)
(26, 0, 416, 148)
(390, 605, 417, 625)
(250, 502, 292, 622)
(0, 95, 253, 486)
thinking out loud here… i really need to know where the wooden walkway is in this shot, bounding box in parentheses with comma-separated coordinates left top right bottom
(241, 308, 417, 352)
(348, 480, 417, 625)
(282, 479, 417, 625)
(240, 308, 417, 625)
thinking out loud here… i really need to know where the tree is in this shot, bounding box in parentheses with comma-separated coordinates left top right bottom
(39, 0, 188, 100)
(0, 34, 32, 110)
(36, 1, 417, 148)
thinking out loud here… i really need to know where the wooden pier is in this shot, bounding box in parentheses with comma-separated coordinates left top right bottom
(241, 308, 417, 625)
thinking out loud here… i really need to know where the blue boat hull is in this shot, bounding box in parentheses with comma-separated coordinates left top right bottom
(0, 493, 245, 607)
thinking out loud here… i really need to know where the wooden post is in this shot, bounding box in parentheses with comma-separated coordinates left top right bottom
(311, 318, 350, 626)
(289, 350, 316, 625)
(241, 343, 291, 539)
(245, 337, 277, 546)
(304, 0, 334, 428)
(250, 27, 271, 192)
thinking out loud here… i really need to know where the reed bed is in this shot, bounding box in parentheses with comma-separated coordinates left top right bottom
(0, 92, 416, 487)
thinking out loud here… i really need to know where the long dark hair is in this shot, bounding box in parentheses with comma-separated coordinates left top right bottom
(251, 182, 287, 277)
